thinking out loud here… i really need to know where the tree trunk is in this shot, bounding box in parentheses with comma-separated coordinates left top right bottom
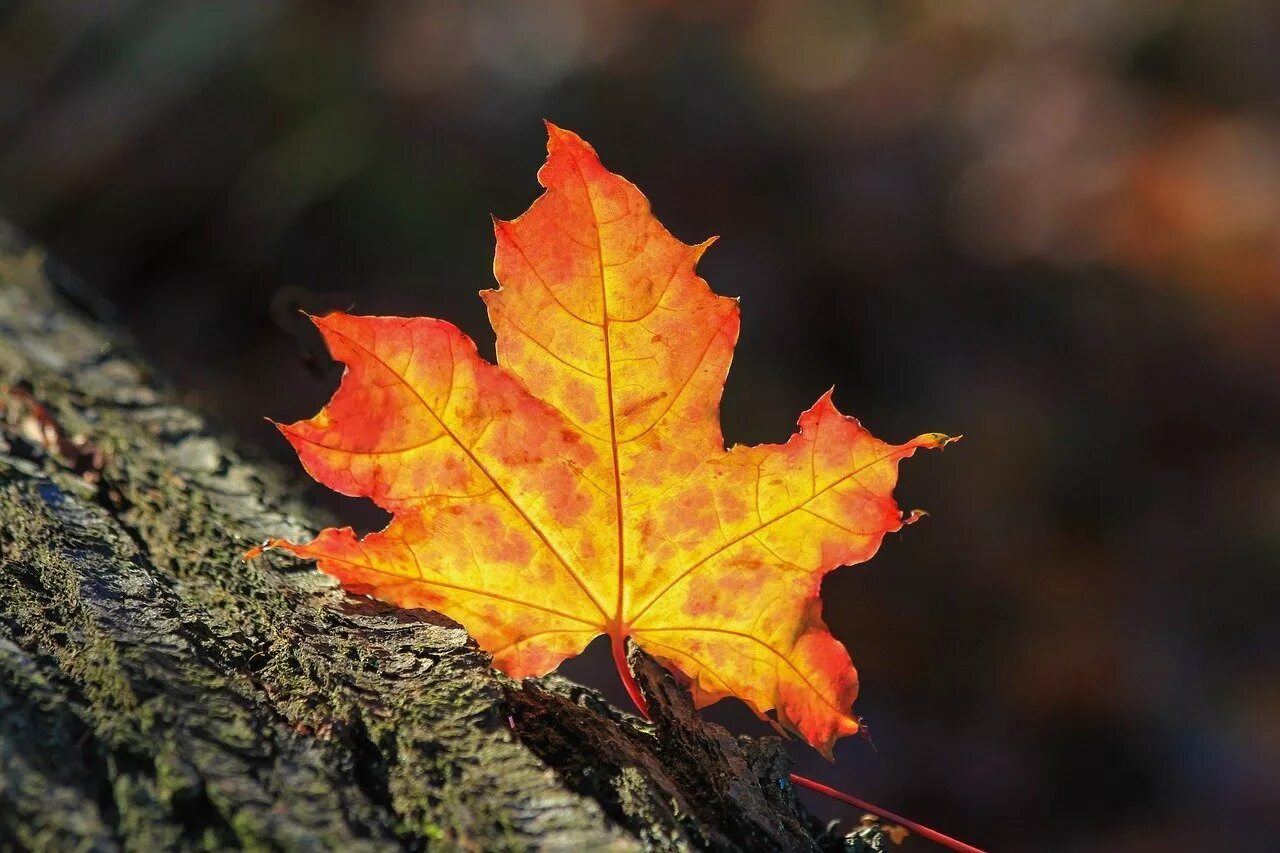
(0, 223, 840, 852)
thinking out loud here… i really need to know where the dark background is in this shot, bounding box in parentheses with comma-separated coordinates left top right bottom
(3, 2, 1279, 850)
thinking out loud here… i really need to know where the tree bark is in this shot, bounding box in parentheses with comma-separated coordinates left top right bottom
(0, 224, 839, 852)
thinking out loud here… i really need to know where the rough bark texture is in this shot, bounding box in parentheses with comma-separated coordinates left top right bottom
(0, 224, 841, 852)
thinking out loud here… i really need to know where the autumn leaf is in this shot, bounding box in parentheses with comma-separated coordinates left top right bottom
(254, 124, 951, 755)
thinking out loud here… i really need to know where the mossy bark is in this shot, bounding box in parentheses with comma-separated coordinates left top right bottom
(0, 224, 836, 852)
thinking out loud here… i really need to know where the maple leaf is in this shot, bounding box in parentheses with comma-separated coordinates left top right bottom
(256, 124, 951, 755)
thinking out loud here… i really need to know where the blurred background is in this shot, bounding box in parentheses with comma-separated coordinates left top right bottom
(3, 1, 1279, 850)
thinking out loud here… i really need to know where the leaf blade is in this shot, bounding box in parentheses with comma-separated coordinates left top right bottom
(263, 126, 950, 753)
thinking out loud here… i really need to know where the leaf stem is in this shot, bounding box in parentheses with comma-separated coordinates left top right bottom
(787, 773, 987, 853)
(609, 646, 986, 853)
(611, 633, 649, 717)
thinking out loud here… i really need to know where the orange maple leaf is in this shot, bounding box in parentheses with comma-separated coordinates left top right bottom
(256, 124, 951, 754)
